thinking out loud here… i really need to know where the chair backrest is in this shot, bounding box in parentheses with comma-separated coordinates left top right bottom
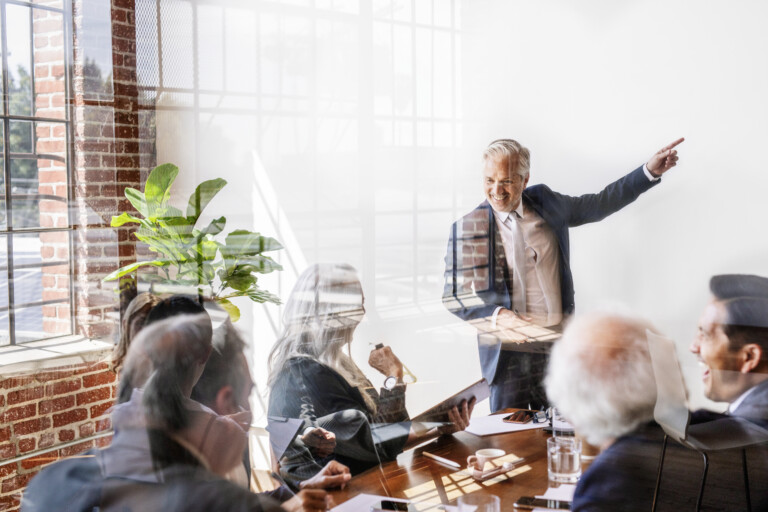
(646, 330, 691, 443)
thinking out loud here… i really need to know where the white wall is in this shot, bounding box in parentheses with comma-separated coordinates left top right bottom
(151, 0, 768, 416)
(461, 0, 768, 408)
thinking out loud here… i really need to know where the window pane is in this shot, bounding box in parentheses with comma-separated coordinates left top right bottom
(9, 120, 68, 229)
(0, 122, 5, 230)
(32, 9, 66, 120)
(0, 234, 8, 311)
(7, 4, 34, 117)
(12, 232, 70, 342)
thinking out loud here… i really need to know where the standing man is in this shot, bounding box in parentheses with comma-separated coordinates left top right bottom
(443, 137, 683, 411)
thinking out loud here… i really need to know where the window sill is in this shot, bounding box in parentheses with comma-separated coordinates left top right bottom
(0, 335, 113, 376)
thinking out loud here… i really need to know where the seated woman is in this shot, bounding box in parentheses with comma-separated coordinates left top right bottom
(268, 263, 473, 480)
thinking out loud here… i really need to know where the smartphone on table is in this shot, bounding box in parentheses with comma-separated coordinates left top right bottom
(513, 496, 571, 510)
(370, 500, 411, 511)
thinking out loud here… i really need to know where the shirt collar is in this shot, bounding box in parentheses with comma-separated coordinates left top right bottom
(491, 201, 524, 222)
(729, 385, 758, 414)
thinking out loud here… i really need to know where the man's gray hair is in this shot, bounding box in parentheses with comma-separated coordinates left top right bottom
(483, 139, 531, 178)
(545, 312, 658, 446)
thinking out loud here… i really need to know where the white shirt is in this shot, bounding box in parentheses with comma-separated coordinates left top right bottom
(729, 386, 758, 415)
(490, 164, 659, 328)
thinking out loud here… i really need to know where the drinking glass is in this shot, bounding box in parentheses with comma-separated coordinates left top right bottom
(547, 436, 582, 483)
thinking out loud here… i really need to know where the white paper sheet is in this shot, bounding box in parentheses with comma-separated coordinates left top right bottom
(530, 484, 576, 511)
(331, 493, 409, 512)
(465, 414, 546, 436)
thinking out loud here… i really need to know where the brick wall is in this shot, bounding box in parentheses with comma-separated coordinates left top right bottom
(0, 0, 155, 510)
(71, 0, 154, 339)
(34, 4, 71, 338)
(0, 358, 115, 511)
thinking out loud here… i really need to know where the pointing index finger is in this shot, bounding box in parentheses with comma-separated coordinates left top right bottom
(661, 137, 685, 152)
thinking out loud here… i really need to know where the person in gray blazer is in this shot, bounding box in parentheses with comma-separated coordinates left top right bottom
(690, 274, 768, 427)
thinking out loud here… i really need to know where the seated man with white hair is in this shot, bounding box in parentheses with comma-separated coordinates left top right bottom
(545, 312, 663, 512)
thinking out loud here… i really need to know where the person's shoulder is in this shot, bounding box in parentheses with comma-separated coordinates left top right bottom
(22, 449, 103, 511)
(523, 183, 555, 201)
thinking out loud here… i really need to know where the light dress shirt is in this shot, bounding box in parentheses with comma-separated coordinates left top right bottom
(490, 164, 659, 328)
(729, 386, 758, 414)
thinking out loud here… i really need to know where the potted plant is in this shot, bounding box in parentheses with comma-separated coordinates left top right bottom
(104, 163, 282, 320)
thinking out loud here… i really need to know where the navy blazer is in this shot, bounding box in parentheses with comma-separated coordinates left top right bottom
(443, 166, 659, 382)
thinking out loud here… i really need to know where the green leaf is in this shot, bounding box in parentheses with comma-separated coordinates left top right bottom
(246, 286, 282, 305)
(186, 178, 227, 223)
(239, 255, 283, 274)
(124, 188, 148, 217)
(222, 265, 257, 292)
(144, 163, 179, 214)
(103, 260, 166, 281)
(199, 216, 226, 237)
(223, 230, 283, 258)
(111, 212, 142, 227)
(217, 298, 241, 322)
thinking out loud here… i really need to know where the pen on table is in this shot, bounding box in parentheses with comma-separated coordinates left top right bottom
(422, 451, 461, 469)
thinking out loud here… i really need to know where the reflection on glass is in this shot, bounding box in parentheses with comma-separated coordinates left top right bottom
(7, 5, 33, 117)
(11, 159, 39, 229)
(10, 232, 70, 342)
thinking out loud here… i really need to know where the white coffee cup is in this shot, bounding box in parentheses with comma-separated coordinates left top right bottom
(466, 448, 505, 472)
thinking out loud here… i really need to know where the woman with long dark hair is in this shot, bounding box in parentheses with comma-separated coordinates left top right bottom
(268, 263, 473, 479)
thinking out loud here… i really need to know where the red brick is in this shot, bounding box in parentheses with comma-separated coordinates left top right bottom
(0, 395, 4, 407)
(45, 379, 81, 396)
(0, 404, 36, 424)
(17, 438, 35, 453)
(76, 387, 111, 406)
(95, 417, 112, 432)
(38, 395, 75, 415)
(90, 401, 113, 419)
(82, 372, 116, 388)
(14, 417, 51, 436)
(0, 462, 15, 479)
(0, 443, 14, 459)
(95, 435, 112, 448)
(0, 492, 21, 510)
(79, 422, 95, 437)
(60, 440, 93, 458)
(58, 429, 75, 442)
(7, 386, 44, 406)
(20, 454, 57, 471)
(0, 377, 25, 390)
(38, 432, 55, 449)
(52, 408, 87, 428)
(0, 427, 10, 443)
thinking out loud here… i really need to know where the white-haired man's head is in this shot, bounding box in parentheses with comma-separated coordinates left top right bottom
(545, 312, 657, 447)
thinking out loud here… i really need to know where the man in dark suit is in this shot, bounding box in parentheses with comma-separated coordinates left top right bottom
(443, 137, 684, 411)
(691, 274, 768, 427)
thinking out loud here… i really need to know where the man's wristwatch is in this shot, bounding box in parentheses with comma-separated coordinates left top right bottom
(384, 376, 398, 390)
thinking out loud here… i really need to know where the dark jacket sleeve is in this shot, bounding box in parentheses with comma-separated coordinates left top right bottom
(555, 166, 659, 227)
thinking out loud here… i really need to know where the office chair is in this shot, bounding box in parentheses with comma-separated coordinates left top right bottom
(646, 330, 768, 512)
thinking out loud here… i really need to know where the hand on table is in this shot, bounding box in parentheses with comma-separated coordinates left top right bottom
(301, 427, 336, 458)
(299, 460, 351, 490)
(281, 489, 332, 512)
(647, 137, 684, 177)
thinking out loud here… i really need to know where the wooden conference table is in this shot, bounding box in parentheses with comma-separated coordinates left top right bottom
(329, 414, 564, 510)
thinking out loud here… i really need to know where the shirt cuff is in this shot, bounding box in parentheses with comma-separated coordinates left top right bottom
(491, 307, 502, 329)
(643, 163, 660, 182)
